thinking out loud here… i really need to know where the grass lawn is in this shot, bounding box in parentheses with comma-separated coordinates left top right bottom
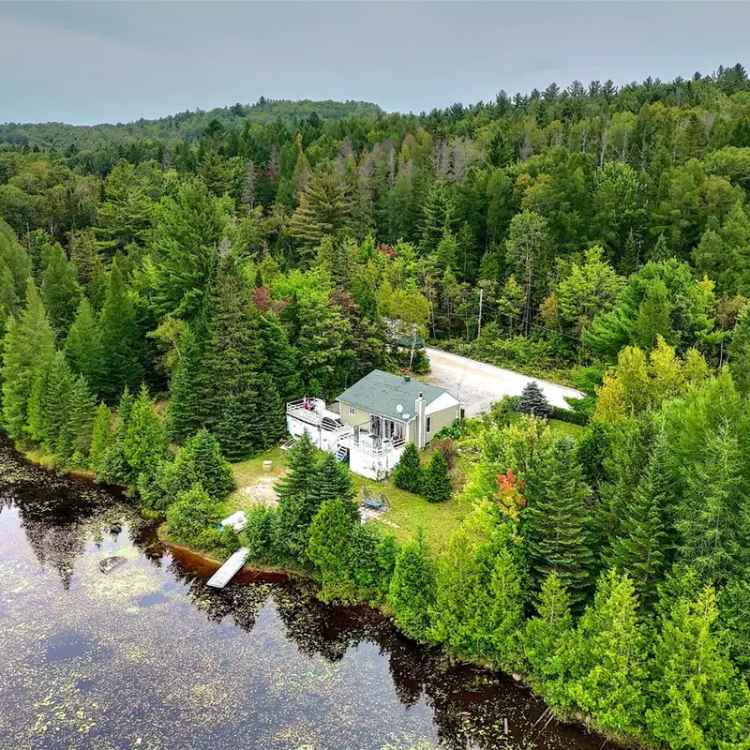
(548, 418, 585, 439)
(225, 444, 472, 554)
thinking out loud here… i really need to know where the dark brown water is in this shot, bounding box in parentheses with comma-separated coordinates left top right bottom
(0, 439, 614, 750)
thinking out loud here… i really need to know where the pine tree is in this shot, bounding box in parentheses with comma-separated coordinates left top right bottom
(274, 433, 321, 561)
(40, 242, 82, 341)
(419, 181, 455, 255)
(423, 449, 451, 502)
(68, 229, 106, 308)
(99, 257, 142, 402)
(567, 571, 647, 737)
(518, 381, 553, 418)
(99, 386, 135, 484)
(388, 530, 436, 642)
(392, 442, 422, 493)
(647, 587, 750, 749)
(523, 436, 594, 610)
(59, 374, 96, 465)
(1, 280, 55, 441)
(633, 279, 673, 350)
(122, 385, 167, 483)
(89, 402, 113, 472)
(64, 297, 103, 395)
(259, 313, 302, 401)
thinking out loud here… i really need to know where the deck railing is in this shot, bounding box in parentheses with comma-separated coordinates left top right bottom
(287, 399, 347, 433)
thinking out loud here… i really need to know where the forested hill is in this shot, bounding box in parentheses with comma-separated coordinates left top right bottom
(0, 98, 383, 151)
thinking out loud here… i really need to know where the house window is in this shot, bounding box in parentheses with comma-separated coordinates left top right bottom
(426, 416, 431, 433)
(349, 405, 356, 416)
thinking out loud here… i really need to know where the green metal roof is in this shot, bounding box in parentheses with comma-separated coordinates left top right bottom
(336, 370, 449, 422)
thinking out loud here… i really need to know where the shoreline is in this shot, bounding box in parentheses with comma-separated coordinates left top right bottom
(15, 440, 635, 750)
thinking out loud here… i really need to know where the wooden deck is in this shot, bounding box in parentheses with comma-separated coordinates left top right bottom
(206, 547, 250, 589)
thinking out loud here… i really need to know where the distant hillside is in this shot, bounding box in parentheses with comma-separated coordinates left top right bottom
(0, 98, 383, 151)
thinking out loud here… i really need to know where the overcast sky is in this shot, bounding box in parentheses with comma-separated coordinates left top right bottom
(1, 1, 748, 125)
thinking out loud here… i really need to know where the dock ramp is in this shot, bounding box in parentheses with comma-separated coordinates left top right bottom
(206, 547, 250, 589)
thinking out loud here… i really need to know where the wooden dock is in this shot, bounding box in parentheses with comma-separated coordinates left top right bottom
(206, 547, 250, 589)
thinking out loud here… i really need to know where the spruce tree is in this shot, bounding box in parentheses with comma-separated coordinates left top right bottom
(177, 429, 235, 500)
(274, 433, 321, 561)
(99, 386, 135, 484)
(388, 530, 436, 642)
(523, 436, 594, 610)
(423, 449, 451, 502)
(1, 281, 55, 441)
(518, 381, 552, 418)
(393, 442, 423, 493)
(64, 297, 103, 395)
(259, 313, 302, 400)
(99, 257, 142, 402)
(40, 242, 82, 341)
(607, 438, 671, 610)
(166, 324, 207, 442)
(64, 375, 97, 465)
(312, 453, 355, 507)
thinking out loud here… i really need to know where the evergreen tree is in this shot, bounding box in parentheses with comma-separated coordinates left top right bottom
(306, 497, 361, 603)
(607, 438, 671, 609)
(523, 436, 594, 610)
(61, 374, 96, 464)
(675, 422, 747, 586)
(312, 453, 355, 506)
(518, 381, 553, 418)
(419, 181, 455, 255)
(388, 530, 436, 642)
(166, 483, 219, 548)
(647, 587, 750, 749)
(99, 386, 135, 484)
(392, 442, 423, 493)
(68, 229, 106, 308)
(728, 306, 750, 395)
(176, 429, 235, 500)
(633, 279, 673, 350)
(89, 402, 113, 472)
(274, 433, 321, 561)
(423, 449, 451, 502)
(166, 324, 207, 442)
(259, 313, 302, 401)
(567, 571, 647, 737)
(122, 385, 167, 483)
(1, 280, 55, 441)
(99, 257, 142, 402)
(524, 573, 574, 703)
(64, 297, 103, 394)
(40, 242, 82, 341)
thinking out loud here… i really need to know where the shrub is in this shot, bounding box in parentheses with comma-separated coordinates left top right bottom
(166, 483, 219, 547)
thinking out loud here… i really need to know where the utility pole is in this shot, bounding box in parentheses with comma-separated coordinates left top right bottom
(477, 287, 484, 338)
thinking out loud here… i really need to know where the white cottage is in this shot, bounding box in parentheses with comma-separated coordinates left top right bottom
(286, 370, 460, 480)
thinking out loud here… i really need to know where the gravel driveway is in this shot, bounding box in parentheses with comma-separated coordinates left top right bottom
(424, 347, 584, 416)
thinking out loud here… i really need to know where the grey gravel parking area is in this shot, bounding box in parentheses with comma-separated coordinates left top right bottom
(423, 347, 584, 417)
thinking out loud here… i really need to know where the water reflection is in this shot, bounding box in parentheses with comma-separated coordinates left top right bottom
(0, 439, 617, 750)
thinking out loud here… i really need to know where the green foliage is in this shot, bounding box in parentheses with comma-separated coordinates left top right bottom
(64, 297, 103, 394)
(241, 506, 278, 564)
(647, 587, 750, 750)
(122, 385, 167, 483)
(518, 381, 552, 418)
(166, 483, 220, 548)
(392, 443, 422, 493)
(39, 242, 82, 341)
(522, 436, 594, 610)
(1, 280, 55, 441)
(388, 530, 436, 642)
(88, 402, 112, 472)
(423, 449, 451, 503)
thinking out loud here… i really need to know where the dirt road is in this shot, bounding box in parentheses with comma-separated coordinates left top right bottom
(424, 347, 584, 416)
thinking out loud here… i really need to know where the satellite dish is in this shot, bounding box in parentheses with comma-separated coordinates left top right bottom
(396, 404, 403, 414)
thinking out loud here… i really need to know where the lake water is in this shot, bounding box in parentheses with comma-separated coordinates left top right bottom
(0, 439, 613, 750)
